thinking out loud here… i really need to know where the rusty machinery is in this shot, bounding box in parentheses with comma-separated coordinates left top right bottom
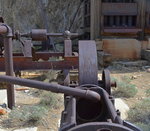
(0, 29, 79, 71)
(0, 22, 142, 131)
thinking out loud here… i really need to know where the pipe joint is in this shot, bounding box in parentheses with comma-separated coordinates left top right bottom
(0, 24, 13, 37)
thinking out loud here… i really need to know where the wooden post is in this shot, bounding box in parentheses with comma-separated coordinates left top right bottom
(63, 39, 72, 86)
(140, 0, 146, 40)
(64, 40, 72, 57)
(90, 0, 101, 40)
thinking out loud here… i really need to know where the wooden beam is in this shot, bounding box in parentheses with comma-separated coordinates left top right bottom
(140, 0, 146, 40)
(90, 0, 101, 40)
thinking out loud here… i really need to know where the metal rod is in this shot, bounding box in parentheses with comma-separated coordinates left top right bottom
(46, 33, 64, 37)
(101, 89, 123, 124)
(3, 25, 15, 109)
(0, 75, 101, 102)
(46, 33, 78, 37)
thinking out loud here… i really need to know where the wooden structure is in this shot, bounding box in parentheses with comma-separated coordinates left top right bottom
(83, 0, 150, 40)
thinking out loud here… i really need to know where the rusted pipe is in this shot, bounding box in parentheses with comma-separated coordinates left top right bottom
(2, 24, 15, 109)
(101, 89, 123, 124)
(0, 75, 101, 102)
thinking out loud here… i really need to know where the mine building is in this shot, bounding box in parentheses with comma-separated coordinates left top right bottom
(82, 0, 150, 61)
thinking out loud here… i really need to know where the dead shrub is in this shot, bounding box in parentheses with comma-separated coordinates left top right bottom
(7, 105, 48, 128)
(127, 98, 150, 131)
(39, 91, 63, 109)
(113, 76, 137, 98)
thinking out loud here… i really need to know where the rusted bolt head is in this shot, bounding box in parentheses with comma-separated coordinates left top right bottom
(111, 81, 117, 88)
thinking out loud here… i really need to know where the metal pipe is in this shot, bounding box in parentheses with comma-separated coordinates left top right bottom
(0, 75, 101, 102)
(101, 89, 123, 124)
(3, 24, 15, 109)
(46, 33, 64, 37)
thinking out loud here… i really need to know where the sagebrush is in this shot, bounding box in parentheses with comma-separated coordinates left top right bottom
(39, 91, 63, 109)
(112, 76, 138, 98)
(127, 98, 150, 131)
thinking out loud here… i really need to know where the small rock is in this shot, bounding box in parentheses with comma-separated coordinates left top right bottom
(131, 74, 142, 79)
(0, 90, 7, 105)
(147, 68, 150, 73)
(0, 129, 7, 131)
(24, 90, 30, 93)
(13, 127, 38, 131)
(142, 66, 150, 72)
(0, 103, 7, 108)
(115, 98, 129, 119)
(131, 75, 137, 79)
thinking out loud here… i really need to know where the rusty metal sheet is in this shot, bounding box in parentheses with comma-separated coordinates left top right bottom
(79, 41, 98, 85)
(102, 3, 138, 15)
(102, 39, 141, 60)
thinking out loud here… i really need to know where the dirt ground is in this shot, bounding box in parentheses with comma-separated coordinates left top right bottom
(0, 63, 150, 131)
(109, 66, 150, 107)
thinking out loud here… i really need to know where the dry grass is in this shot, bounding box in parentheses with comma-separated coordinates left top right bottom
(39, 91, 63, 109)
(146, 89, 150, 97)
(127, 98, 150, 131)
(0, 82, 8, 89)
(112, 76, 138, 98)
(2, 105, 48, 128)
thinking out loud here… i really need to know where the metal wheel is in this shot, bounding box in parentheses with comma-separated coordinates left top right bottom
(79, 41, 98, 85)
(68, 122, 133, 131)
(102, 69, 111, 95)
